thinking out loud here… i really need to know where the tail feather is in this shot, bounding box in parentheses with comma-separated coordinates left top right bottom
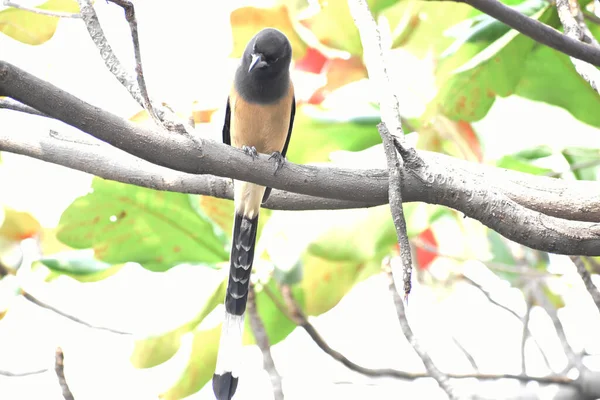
(213, 212, 259, 400)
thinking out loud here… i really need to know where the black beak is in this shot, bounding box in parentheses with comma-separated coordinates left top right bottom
(248, 53, 268, 72)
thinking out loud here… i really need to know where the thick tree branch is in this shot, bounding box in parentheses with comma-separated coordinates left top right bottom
(453, 0, 600, 66)
(1, 60, 600, 256)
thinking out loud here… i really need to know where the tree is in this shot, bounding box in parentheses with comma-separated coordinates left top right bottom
(0, 0, 599, 399)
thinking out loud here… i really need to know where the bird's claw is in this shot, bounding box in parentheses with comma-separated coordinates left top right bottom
(242, 145, 259, 159)
(269, 151, 286, 175)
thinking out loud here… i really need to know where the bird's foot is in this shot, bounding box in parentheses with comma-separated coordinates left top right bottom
(268, 151, 286, 175)
(242, 145, 259, 160)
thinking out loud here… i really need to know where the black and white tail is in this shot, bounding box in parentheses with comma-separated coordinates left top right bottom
(213, 212, 259, 400)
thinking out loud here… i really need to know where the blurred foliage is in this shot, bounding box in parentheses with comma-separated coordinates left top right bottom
(1, 0, 600, 398)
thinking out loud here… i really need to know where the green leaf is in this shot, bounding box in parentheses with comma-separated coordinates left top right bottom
(496, 155, 553, 175)
(516, 31, 600, 128)
(37, 249, 123, 282)
(561, 147, 600, 181)
(433, 5, 552, 121)
(300, 0, 362, 55)
(159, 324, 222, 400)
(513, 145, 553, 160)
(0, 0, 79, 45)
(158, 279, 303, 399)
(287, 104, 381, 164)
(57, 178, 229, 272)
(131, 274, 226, 369)
(441, 0, 546, 58)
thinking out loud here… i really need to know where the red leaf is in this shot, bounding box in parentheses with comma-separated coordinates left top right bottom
(294, 47, 328, 74)
(415, 228, 437, 271)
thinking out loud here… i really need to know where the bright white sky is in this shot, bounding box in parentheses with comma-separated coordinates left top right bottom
(1, 1, 600, 400)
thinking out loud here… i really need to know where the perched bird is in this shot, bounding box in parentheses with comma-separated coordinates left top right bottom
(212, 28, 295, 400)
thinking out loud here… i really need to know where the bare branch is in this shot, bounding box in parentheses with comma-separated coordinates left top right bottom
(556, 0, 600, 93)
(76, 0, 144, 107)
(54, 347, 74, 400)
(0, 368, 47, 377)
(21, 291, 131, 335)
(247, 284, 283, 400)
(532, 284, 584, 372)
(0, 98, 46, 117)
(264, 284, 578, 389)
(451, 337, 479, 371)
(348, 0, 413, 297)
(1, 61, 600, 255)
(3, 0, 80, 18)
(379, 124, 413, 297)
(570, 256, 600, 313)
(521, 292, 533, 374)
(452, 0, 600, 66)
(383, 262, 457, 399)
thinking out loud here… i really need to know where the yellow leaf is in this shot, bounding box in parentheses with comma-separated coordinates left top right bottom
(230, 5, 307, 60)
(0, 207, 41, 241)
(0, 0, 79, 45)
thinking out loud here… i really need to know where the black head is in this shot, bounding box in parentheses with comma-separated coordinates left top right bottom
(242, 28, 292, 79)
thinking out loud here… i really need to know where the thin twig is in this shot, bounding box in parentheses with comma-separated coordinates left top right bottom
(556, 0, 600, 93)
(383, 263, 457, 399)
(0, 98, 47, 117)
(460, 275, 553, 371)
(348, 0, 413, 295)
(76, 0, 144, 107)
(271, 285, 573, 387)
(521, 292, 533, 374)
(544, 158, 600, 178)
(103, 0, 193, 135)
(21, 292, 131, 335)
(0, 368, 48, 377)
(105, 0, 161, 127)
(451, 337, 479, 372)
(247, 284, 284, 400)
(3, 0, 80, 18)
(532, 284, 584, 372)
(570, 256, 600, 313)
(54, 347, 74, 400)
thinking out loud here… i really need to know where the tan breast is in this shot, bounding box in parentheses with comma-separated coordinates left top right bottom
(229, 83, 294, 154)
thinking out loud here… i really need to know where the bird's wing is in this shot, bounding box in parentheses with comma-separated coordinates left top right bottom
(223, 97, 231, 146)
(262, 95, 295, 204)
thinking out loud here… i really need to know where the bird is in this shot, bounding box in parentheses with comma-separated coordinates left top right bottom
(212, 27, 295, 400)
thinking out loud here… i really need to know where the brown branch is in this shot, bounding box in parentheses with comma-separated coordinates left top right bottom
(247, 284, 283, 400)
(0, 368, 47, 377)
(0, 97, 47, 117)
(3, 0, 80, 18)
(570, 256, 600, 313)
(1, 61, 600, 255)
(55, 347, 74, 400)
(106, 0, 162, 128)
(21, 291, 131, 335)
(556, 0, 600, 93)
(275, 285, 576, 389)
(379, 124, 413, 297)
(383, 262, 457, 398)
(452, 0, 600, 66)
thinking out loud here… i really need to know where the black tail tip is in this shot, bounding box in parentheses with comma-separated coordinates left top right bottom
(213, 372, 239, 400)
